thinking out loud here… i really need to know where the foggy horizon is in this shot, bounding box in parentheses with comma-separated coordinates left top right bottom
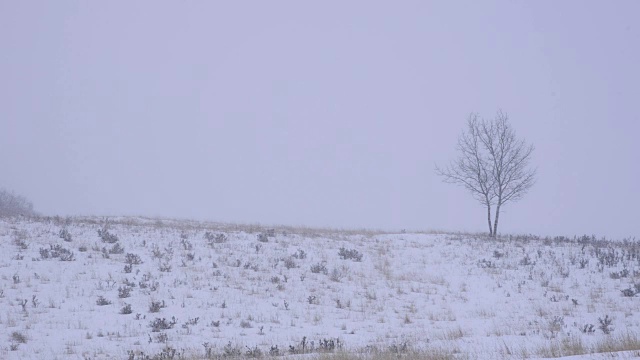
(2, 1, 639, 239)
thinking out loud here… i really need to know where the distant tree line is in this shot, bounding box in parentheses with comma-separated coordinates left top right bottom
(0, 187, 36, 217)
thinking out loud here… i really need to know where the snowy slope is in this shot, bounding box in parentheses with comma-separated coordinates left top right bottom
(1, 216, 640, 359)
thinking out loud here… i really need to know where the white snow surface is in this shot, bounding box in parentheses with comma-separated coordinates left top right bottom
(1, 216, 640, 359)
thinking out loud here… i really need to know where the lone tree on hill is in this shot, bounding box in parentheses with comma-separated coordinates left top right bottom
(436, 111, 536, 237)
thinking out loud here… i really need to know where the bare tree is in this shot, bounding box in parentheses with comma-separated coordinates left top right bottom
(436, 111, 535, 237)
(436, 114, 496, 236)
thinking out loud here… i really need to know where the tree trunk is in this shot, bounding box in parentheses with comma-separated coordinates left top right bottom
(486, 204, 493, 237)
(492, 205, 501, 237)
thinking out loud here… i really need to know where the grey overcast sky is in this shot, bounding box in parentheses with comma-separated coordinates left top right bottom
(1, 1, 639, 238)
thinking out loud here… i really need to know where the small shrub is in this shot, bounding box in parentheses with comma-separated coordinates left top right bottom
(330, 267, 344, 282)
(149, 300, 165, 313)
(549, 316, 564, 337)
(153, 346, 185, 360)
(205, 232, 227, 245)
(338, 247, 362, 261)
(389, 341, 409, 354)
(59, 228, 73, 242)
(97, 228, 119, 243)
(123, 278, 136, 288)
(214, 233, 227, 243)
(203, 342, 214, 358)
(283, 257, 297, 269)
(257, 233, 269, 242)
(154, 333, 169, 343)
(581, 324, 596, 334)
(42, 244, 75, 261)
(157, 346, 181, 358)
(151, 244, 164, 259)
(158, 262, 172, 272)
(245, 345, 262, 358)
(223, 342, 242, 357)
(519, 255, 534, 266)
(310, 262, 328, 275)
(599, 315, 613, 334)
(125, 253, 143, 265)
(610, 269, 630, 279)
(478, 259, 495, 268)
(269, 345, 280, 356)
(96, 296, 112, 306)
(180, 238, 193, 250)
(120, 303, 133, 314)
(240, 320, 252, 328)
(59, 251, 75, 261)
(318, 338, 341, 352)
(292, 249, 307, 259)
(118, 286, 132, 298)
(149, 317, 176, 332)
(11, 331, 28, 344)
(12, 230, 29, 249)
(578, 258, 589, 269)
(621, 288, 636, 297)
(108, 243, 125, 254)
(181, 317, 199, 328)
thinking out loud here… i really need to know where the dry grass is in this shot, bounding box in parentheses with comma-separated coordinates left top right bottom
(148, 349, 464, 360)
(534, 336, 587, 358)
(428, 309, 457, 322)
(534, 332, 640, 358)
(41, 215, 401, 238)
(310, 349, 462, 360)
(436, 326, 467, 341)
(38, 214, 457, 241)
(594, 332, 640, 353)
(474, 308, 496, 319)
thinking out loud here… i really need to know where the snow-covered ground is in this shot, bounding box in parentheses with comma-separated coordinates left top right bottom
(1, 216, 640, 359)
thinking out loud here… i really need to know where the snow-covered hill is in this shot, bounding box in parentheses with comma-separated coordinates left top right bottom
(1, 216, 640, 359)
